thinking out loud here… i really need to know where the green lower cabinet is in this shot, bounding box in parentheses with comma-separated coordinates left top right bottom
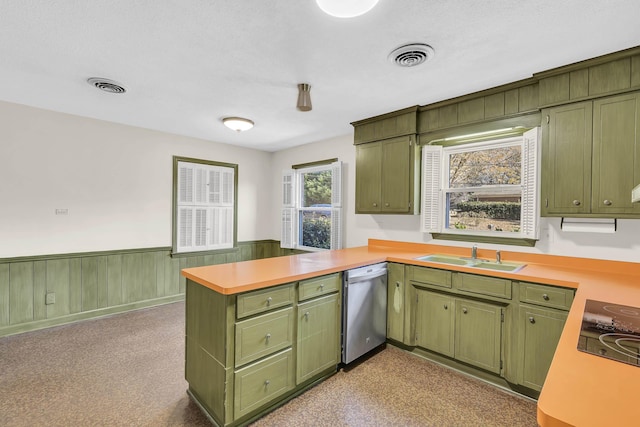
(386, 263, 405, 342)
(455, 300, 503, 374)
(517, 304, 568, 391)
(415, 289, 455, 357)
(234, 348, 295, 419)
(296, 293, 340, 384)
(415, 288, 503, 374)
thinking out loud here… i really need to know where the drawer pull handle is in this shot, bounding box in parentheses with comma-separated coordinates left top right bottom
(264, 380, 270, 387)
(599, 349, 607, 356)
(265, 333, 271, 344)
(573, 200, 581, 206)
(319, 284, 324, 290)
(603, 199, 613, 206)
(266, 297, 272, 306)
(529, 316, 535, 324)
(542, 294, 549, 301)
(462, 308, 468, 314)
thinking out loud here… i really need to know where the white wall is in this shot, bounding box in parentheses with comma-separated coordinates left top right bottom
(271, 135, 640, 263)
(0, 101, 273, 257)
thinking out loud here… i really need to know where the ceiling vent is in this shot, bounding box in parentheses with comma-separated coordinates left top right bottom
(388, 43, 435, 67)
(87, 77, 127, 94)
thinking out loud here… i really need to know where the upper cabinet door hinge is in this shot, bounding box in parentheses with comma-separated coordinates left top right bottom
(501, 312, 504, 323)
(546, 115, 550, 124)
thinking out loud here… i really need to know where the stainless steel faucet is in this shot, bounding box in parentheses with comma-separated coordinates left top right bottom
(471, 245, 477, 259)
(496, 250, 502, 264)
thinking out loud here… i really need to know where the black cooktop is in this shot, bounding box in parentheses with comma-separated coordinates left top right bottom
(577, 299, 640, 366)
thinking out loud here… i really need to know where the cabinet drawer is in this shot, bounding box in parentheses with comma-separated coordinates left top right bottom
(408, 266, 452, 289)
(454, 273, 512, 300)
(519, 282, 574, 310)
(237, 284, 294, 319)
(234, 348, 295, 419)
(299, 273, 341, 301)
(235, 307, 294, 367)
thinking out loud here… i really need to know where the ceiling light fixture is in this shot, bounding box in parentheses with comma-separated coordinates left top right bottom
(297, 84, 312, 112)
(222, 117, 254, 132)
(315, 0, 379, 18)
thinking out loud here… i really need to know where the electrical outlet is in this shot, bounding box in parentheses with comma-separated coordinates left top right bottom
(45, 292, 56, 305)
(55, 209, 68, 215)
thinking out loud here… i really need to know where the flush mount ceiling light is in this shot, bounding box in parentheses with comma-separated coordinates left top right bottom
(222, 117, 254, 132)
(87, 77, 127, 93)
(297, 84, 312, 112)
(315, 0, 379, 18)
(388, 43, 435, 68)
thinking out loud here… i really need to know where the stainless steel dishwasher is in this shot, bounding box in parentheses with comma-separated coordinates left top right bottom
(342, 262, 387, 364)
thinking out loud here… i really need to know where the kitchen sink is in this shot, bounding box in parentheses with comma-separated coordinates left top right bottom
(415, 254, 526, 273)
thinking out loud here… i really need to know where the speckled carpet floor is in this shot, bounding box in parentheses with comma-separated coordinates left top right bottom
(0, 301, 537, 427)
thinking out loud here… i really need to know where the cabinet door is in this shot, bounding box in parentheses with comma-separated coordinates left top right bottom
(455, 300, 502, 374)
(541, 102, 593, 215)
(415, 289, 455, 357)
(518, 304, 567, 391)
(296, 293, 340, 384)
(355, 142, 382, 213)
(381, 136, 412, 213)
(386, 263, 405, 342)
(592, 92, 640, 215)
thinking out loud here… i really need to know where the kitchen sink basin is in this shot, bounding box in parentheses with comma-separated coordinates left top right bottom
(415, 254, 526, 273)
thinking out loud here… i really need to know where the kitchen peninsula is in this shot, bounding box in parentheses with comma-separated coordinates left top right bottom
(182, 239, 640, 427)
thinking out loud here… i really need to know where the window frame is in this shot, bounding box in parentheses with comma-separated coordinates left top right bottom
(172, 156, 238, 256)
(281, 161, 342, 252)
(421, 128, 540, 246)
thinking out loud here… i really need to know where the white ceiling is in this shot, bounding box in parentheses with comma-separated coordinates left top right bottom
(1, 1, 639, 152)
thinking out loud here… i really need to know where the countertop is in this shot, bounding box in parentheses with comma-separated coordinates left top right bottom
(181, 239, 640, 427)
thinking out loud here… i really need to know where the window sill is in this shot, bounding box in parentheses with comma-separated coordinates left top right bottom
(171, 247, 239, 258)
(430, 233, 537, 247)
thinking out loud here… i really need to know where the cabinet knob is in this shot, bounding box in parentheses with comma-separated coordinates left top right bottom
(265, 333, 271, 343)
(264, 380, 270, 387)
(304, 312, 309, 319)
(443, 304, 448, 310)
(319, 284, 324, 290)
(529, 316, 535, 324)
(385, 203, 390, 207)
(266, 297, 272, 306)
(372, 202, 378, 207)
(603, 199, 613, 206)
(542, 294, 549, 301)
(599, 348, 607, 356)
(462, 308, 468, 314)
(572, 200, 581, 206)
(396, 282, 400, 288)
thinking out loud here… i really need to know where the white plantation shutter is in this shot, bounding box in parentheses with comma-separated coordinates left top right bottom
(330, 161, 343, 249)
(421, 145, 443, 233)
(176, 160, 235, 252)
(281, 169, 296, 249)
(521, 127, 540, 239)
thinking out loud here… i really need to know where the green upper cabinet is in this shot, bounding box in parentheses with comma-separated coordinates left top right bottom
(542, 91, 640, 217)
(592, 92, 640, 215)
(353, 107, 420, 215)
(541, 101, 593, 215)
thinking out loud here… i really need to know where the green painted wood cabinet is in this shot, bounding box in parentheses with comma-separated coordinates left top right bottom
(355, 135, 419, 214)
(185, 274, 341, 427)
(415, 288, 455, 357)
(414, 287, 504, 374)
(296, 293, 340, 384)
(542, 91, 640, 217)
(386, 262, 405, 342)
(517, 304, 568, 391)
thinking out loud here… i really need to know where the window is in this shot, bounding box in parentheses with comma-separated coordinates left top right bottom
(281, 161, 343, 251)
(421, 128, 539, 241)
(173, 157, 237, 253)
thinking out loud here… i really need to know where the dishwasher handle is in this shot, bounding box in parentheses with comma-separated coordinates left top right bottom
(347, 269, 387, 284)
